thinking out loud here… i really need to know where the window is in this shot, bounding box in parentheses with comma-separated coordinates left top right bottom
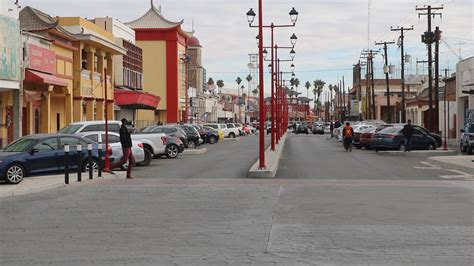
(102, 134, 120, 143)
(84, 134, 98, 143)
(204, 124, 218, 129)
(109, 124, 121, 133)
(82, 125, 99, 132)
(227, 124, 234, 128)
(34, 138, 60, 152)
(58, 124, 82, 134)
(60, 137, 87, 148)
(152, 128, 164, 133)
(56, 113, 61, 132)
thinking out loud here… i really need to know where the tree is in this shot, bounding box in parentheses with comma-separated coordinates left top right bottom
(216, 80, 225, 91)
(305, 81, 311, 99)
(207, 78, 215, 86)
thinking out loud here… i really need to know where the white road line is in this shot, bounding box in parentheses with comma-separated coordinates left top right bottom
(415, 161, 474, 180)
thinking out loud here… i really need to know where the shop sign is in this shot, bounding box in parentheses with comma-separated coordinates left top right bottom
(29, 44, 56, 74)
(0, 15, 21, 81)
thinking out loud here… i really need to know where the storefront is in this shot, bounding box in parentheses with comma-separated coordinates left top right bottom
(114, 89, 160, 128)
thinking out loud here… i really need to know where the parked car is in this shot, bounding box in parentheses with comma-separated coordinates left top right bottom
(296, 124, 309, 134)
(460, 121, 474, 154)
(202, 125, 225, 141)
(190, 124, 219, 144)
(353, 125, 376, 148)
(79, 131, 150, 168)
(0, 134, 101, 184)
(312, 122, 325, 134)
(228, 123, 244, 136)
(204, 124, 239, 138)
(224, 123, 241, 138)
(359, 127, 377, 150)
(371, 125, 438, 151)
(144, 125, 188, 148)
(177, 124, 202, 149)
(59, 120, 122, 134)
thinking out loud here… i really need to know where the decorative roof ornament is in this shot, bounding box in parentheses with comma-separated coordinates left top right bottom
(126, 1, 182, 29)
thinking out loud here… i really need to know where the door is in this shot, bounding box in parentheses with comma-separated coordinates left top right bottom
(411, 129, 428, 150)
(26, 137, 61, 174)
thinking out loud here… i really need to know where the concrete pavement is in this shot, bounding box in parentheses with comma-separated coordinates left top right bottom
(0, 134, 472, 265)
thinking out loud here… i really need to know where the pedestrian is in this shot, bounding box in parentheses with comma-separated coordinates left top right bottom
(402, 119, 414, 152)
(342, 122, 354, 152)
(330, 120, 334, 138)
(108, 118, 135, 179)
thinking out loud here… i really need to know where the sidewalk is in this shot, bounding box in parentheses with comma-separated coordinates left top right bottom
(0, 171, 126, 198)
(427, 155, 474, 174)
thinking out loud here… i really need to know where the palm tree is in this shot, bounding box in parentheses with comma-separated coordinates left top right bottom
(305, 81, 311, 99)
(207, 78, 215, 86)
(216, 80, 224, 93)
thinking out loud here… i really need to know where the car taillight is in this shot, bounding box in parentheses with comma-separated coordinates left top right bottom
(386, 134, 397, 139)
(161, 136, 168, 145)
(138, 143, 143, 149)
(106, 145, 113, 154)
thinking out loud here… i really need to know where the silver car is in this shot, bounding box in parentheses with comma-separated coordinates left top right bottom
(79, 131, 148, 169)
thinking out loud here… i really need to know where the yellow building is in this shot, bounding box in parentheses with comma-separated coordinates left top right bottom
(126, 2, 188, 123)
(58, 17, 125, 122)
(20, 7, 76, 134)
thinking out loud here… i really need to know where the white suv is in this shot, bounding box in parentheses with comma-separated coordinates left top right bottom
(204, 123, 239, 138)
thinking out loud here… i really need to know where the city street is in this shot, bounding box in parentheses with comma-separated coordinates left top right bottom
(1, 134, 473, 265)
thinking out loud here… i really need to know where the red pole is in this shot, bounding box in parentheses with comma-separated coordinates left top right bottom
(275, 48, 280, 144)
(104, 68, 110, 171)
(443, 79, 448, 150)
(185, 59, 189, 123)
(258, 0, 266, 169)
(270, 24, 275, 151)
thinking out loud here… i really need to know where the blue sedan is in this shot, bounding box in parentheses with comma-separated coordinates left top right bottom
(0, 134, 101, 184)
(372, 126, 438, 152)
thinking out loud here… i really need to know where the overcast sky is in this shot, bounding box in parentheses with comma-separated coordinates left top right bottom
(20, 0, 473, 98)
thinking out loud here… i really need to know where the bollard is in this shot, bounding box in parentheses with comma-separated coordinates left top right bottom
(64, 144, 70, 184)
(98, 144, 103, 178)
(88, 143, 93, 180)
(77, 144, 82, 182)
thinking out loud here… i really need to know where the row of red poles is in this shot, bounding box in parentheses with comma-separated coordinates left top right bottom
(247, 2, 298, 169)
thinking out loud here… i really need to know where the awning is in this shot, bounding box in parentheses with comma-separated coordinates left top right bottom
(114, 89, 161, 110)
(25, 69, 68, 87)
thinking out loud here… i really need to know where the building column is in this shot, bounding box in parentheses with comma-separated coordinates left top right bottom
(106, 100, 114, 120)
(105, 53, 113, 103)
(96, 100, 104, 120)
(73, 99, 82, 122)
(65, 87, 73, 125)
(85, 46, 96, 93)
(41, 86, 53, 133)
(26, 101, 33, 135)
(85, 99, 94, 121)
(97, 50, 105, 78)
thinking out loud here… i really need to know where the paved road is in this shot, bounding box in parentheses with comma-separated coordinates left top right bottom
(1, 134, 473, 265)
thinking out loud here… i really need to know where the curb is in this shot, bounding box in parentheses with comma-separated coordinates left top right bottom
(0, 172, 126, 198)
(182, 148, 207, 155)
(248, 133, 287, 178)
(426, 156, 474, 174)
(376, 150, 458, 157)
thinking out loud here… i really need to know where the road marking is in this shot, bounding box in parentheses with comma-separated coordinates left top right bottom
(415, 161, 474, 180)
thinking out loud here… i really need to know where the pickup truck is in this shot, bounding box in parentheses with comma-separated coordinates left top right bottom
(204, 123, 239, 138)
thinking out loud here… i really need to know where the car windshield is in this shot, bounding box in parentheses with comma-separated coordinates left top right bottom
(3, 138, 37, 152)
(378, 126, 402, 134)
(58, 124, 82, 134)
(140, 126, 156, 133)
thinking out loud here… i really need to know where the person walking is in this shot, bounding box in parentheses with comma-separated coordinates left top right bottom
(330, 120, 334, 138)
(342, 122, 354, 152)
(402, 119, 414, 152)
(108, 118, 135, 179)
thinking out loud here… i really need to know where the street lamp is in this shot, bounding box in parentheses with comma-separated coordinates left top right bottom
(289, 7, 299, 24)
(263, 48, 268, 60)
(246, 74, 253, 123)
(236, 77, 243, 123)
(290, 33, 298, 46)
(291, 63, 295, 72)
(247, 8, 256, 25)
(268, 63, 272, 73)
(290, 48, 296, 59)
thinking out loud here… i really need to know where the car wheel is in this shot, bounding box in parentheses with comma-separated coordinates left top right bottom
(355, 144, 361, 149)
(467, 146, 473, 155)
(428, 143, 436, 150)
(229, 132, 236, 138)
(165, 144, 179, 159)
(460, 144, 467, 153)
(366, 145, 372, 150)
(209, 136, 217, 144)
(5, 164, 25, 184)
(83, 159, 99, 172)
(188, 140, 196, 149)
(137, 148, 152, 166)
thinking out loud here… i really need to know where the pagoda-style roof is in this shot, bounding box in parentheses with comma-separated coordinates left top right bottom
(20, 6, 74, 40)
(126, 1, 183, 29)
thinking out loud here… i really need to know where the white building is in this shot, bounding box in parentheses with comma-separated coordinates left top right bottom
(456, 57, 474, 140)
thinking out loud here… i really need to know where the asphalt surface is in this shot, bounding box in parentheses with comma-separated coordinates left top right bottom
(1, 134, 473, 265)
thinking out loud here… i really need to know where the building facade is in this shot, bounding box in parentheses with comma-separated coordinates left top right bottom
(0, 0, 21, 147)
(456, 57, 474, 140)
(126, 2, 188, 124)
(57, 16, 125, 122)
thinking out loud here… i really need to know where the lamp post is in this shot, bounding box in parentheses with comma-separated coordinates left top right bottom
(246, 74, 252, 124)
(247, 3, 298, 157)
(236, 77, 242, 123)
(103, 67, 110, 171)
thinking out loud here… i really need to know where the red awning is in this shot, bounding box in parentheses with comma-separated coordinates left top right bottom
(25, 69, 68, 87)
(114, 89, 161, 110)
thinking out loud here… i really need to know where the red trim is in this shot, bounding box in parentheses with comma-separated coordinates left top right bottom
(52, 40, 78, 51)
(135, 27, 188, 47)
(114, 89, 161, 110)
(166, 40, 179, 123)
(25, 69, 68, 87)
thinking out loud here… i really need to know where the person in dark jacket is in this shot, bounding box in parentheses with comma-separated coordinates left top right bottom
(109, 118, 135, 179)
(402, 119, 414, 152)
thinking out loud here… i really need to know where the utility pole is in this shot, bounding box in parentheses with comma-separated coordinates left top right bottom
(375, 40, 395, 123)
(361, 49, 378, 120)
(434, 27, 442, 133)
(391, 26, 414, 123)
(417, 4, 443, 132)
(342, 76, 346, 121)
